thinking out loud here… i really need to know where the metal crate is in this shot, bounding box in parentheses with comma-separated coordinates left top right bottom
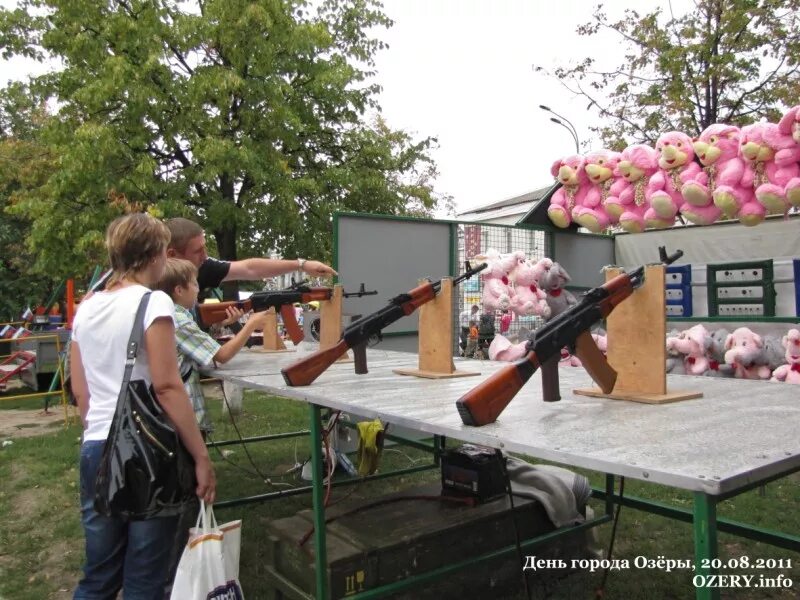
(706, 260, 776, 317)
(665, 264, 693, 317)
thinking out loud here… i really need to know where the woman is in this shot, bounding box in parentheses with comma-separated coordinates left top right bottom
(70, 213, 215, 599)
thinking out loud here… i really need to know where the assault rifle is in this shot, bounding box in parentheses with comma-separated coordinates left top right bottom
(197, 281, 377, 344)
(456, 247, 684, 427)
(281, 262, 488, 386)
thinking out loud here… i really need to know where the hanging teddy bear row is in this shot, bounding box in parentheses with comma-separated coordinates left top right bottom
(547, 105, 800, 233)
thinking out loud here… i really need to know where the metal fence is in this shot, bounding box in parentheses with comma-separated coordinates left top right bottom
(452, 223, 550, 356)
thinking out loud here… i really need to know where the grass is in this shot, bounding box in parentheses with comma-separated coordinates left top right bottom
(0, 386, 799, 599)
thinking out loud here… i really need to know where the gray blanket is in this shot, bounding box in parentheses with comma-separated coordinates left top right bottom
(505, 457, 590, 528)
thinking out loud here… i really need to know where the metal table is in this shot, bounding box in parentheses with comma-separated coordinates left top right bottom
(208, 347, 800, 600)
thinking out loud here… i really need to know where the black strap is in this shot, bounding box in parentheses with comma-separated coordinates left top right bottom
(115, 292, 152, 407)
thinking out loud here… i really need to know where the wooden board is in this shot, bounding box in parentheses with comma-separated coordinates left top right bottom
(393, 278, 478, 379)
(393, 367, 480, 379)
(573, 386, 703, 405)
(319, 284, 353, 362)
(260, 308, 291, 352)
(605, 265, 667, 395)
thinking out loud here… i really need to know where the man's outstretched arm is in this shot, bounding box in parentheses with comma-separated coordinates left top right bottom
(224, 258, 337, 282)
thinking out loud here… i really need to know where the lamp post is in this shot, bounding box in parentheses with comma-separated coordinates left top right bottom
(539, 105, 580, 153)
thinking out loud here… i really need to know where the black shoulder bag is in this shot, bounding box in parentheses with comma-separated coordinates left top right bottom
(94, 292, 197, 520)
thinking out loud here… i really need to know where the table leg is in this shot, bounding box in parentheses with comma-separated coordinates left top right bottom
(309, 404, 328, 600)
(693, 491, 719, 600)
(604, 474, 615, 517)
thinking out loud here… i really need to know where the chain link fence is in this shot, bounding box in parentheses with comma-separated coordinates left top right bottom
(452, 223, 550, 356)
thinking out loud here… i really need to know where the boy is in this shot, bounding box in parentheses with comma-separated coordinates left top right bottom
(465, 320, 479, 358)
(156, 258, 269, 434)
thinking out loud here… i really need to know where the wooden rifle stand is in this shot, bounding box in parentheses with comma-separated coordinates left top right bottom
(251, 308, 294, 353)
(393, 278, 480, 379)
(319, 284, 352, 362)
(574, 264, 702, 404)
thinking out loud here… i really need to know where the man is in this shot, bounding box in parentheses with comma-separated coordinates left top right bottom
(165, 218, 336, 297)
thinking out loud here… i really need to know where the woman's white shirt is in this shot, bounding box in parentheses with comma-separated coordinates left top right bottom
(72, 285, 176, 442)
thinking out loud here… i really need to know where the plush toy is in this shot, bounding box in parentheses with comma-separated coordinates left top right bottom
(739, 122, 800, 218)
(604, 144, 662, 233)
(723, 327, 772, 380)
(538, 260, 577, 320)
(705, 328, 734, 377)
(476, 249, 525, 312)
(762, 334, 788, 371)
(592, 330, 608, 354)
(646, 131, 702, 227)
(547, 155, 588, 228)
(559, 348, 583, 367)
(679, 124, 745, 225)
(666, 325, 712, 376)
(770, 329, 800, 384)
(572, 150, 624, 232)
(776, 106, 800, 207)
(510, 259, 551, 318)
(488, 334, 528, 362)
(665, 329, 687, 375)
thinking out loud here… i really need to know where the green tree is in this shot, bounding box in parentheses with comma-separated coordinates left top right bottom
(536, 0, 800, 149)
(0, 0, 441, 282)
(0, 85, 63, 321)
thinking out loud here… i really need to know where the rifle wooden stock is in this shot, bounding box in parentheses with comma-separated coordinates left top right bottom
(573, 331, 616, 393)
(197, 300, 252, 327)
(281, 339, 350, 386)
(455, 353, 540, 426)
(279, 304, 304, 344)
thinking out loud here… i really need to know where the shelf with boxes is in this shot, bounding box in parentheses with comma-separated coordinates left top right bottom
(664, 258, 799, 323)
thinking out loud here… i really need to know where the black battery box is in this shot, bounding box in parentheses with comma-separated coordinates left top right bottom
(440, 444, 507, 502)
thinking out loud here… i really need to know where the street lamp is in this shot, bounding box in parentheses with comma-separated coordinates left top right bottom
(540, 104, 580, 153)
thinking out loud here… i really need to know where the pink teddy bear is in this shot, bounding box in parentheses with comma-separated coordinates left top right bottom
(739, 122, 800, 218)
(510, 259, 551, 319)
(604, 144, 662, 233)
(770, 329, 800, 384)
(647, 131, 702, 227)
(547, 155, 588, 229)
(478, 249, 524, 311)
(723, 327, 772, 380)
(680, 124, 745, 225)
(573, 150, 625, 232)
(776, 106, 800, 207)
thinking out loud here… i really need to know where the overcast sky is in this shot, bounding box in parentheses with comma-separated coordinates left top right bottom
(0, 0, 689, 214)
(371, 0, 693, 214)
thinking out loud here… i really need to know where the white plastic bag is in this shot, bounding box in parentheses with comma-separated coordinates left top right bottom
(170, 501, 244, 600)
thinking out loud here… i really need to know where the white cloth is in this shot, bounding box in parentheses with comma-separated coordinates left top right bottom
(72, 285, 176, 442)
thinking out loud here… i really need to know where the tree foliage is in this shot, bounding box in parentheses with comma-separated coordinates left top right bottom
(536, 0, 800, 149)
(0, 0, 444, 279)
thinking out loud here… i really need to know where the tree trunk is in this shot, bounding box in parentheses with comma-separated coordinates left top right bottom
(213, 224, 240, 301)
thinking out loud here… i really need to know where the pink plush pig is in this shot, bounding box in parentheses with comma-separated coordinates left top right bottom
(477, 249, 525, 312)
(604, 144, 663, 233)
(723, 327, 772, 380)
(666, 325, 712, 375)
(573, 150, 625, 232)
(770, 329, 800, 384)
(680, 124, 745, 225)
(739, 122, 800, 217)
(777, 106, 800, 207)
(646, 131, 702, 227)
(547, 155, 588, 229)
(510, 259, 551, 319)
